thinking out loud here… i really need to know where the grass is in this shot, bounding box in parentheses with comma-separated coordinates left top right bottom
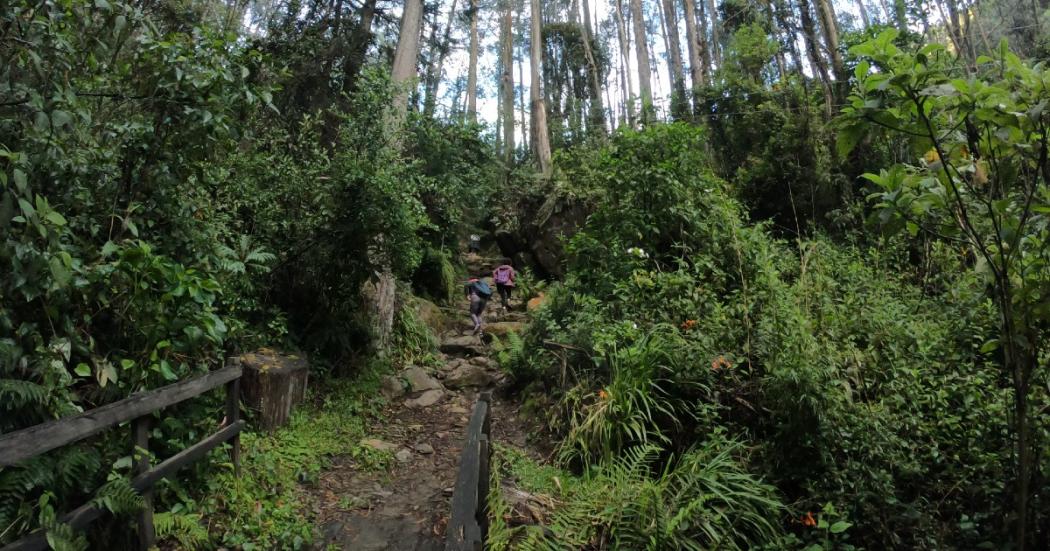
(157, 361, 393, 550)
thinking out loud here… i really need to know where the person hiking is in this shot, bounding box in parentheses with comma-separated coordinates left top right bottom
(492, 260, 516, 311)
(464, 277, 492, 335)
(468, 233, 481, 254)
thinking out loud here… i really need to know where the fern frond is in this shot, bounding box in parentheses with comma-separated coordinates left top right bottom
(0, 379, 49, 411)
(154, 511, 209, 547)
(92, 478, 142, 516)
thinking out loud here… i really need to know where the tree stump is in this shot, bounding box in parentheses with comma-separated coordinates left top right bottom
(237, 349, 309, 432)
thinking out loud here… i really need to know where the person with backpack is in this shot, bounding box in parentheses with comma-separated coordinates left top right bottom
(464, 277, 492, 335)
(492, 260, 516, 311)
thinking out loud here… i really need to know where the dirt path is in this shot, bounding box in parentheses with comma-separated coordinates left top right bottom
(310, 254, 541, 550)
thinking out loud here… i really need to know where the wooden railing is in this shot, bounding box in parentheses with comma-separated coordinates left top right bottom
(0, 362, 244, 551)
(445, 391, 492, 551)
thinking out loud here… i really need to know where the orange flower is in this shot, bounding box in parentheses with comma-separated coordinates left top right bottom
(681, 319, 697, 331)
(711, 355, 732, 371)
(598, 389, 609, 400)
(802, 512, 817, 527)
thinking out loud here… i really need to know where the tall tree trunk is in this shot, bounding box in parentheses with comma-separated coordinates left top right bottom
(501, 0, 515, 169)
(529, 0, 553, 176)
(682, 0, 705, 116)
(629, 0, 655, 123)
(614, 0, 636, 126)
(660, 0, 688, 119)
(705, 0, 722, 64)
(518, 38, 527, 144)
(855, 0, 871, 27)
(580, 0, 606, 134)
(343, 0, 378, 94)
(798, 0, 834, 115)
(391, 0, 425, 124)
(424, 0, 460, 117)
(466, 0, 479, 121)
(774, 0, 804, 76)
(815, 0, 846, 82)
(696, 0, 712, 81)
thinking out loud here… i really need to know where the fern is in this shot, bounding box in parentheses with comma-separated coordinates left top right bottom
(92, 478, 142, 516)
(154, 511, 209, 547)
(0, 379, 49, 411)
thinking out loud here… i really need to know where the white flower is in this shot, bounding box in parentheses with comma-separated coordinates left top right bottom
(626, 247, 649, 259)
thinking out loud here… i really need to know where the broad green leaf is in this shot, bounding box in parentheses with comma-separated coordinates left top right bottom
(830, 521, 852, 533)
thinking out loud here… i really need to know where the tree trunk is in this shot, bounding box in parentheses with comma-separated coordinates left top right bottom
(697, 0, 712, 81)
(580, 0, 606, 134)
(501, 0, 515, 169)
(424, 0, 460, 117)
(239, 350, 309, 432)
(614, 0, 636, 126)
(518, 37, 527, 144)
(660, 0, 688, 119)
(855, 0, 870, 28)
(682, 0, 705, 116)
(815, 0, 846, 82)
(529, 0, 553, 176)
(391, 0, 425, 124)
(342, 0, 378, 94)
(798, 0, 834, 115)
(629, 0, 654, 123)
(705, 0, 722, 64)
(466, 0, 479, 122)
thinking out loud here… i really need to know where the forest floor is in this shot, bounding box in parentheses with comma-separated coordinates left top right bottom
(308, 253, 546, 550)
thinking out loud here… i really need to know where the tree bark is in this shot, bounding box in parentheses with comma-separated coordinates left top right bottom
(580, 0, 606, 134)
(466, 0, 479, 122)
(815, 0, 846, 82)
(629, 0, 654, 123)
(855, 0, 870, 28)
(614, 0, 636, 126)
(342, 0, 378, 95)
(423, 0, 460, 117)
(391, 0, 425, 124)
(798, 0, 834, 115)
(660, 0, 688, 119)
(682, 0, 705, 116)
(529, 0, 553, 176)
(705, 0, 722, 64)
(501, 0, 515, 169)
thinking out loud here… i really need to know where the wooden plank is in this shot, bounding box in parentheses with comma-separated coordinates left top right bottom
(133, 417, 155, 551)
(225, 378, 242, 477)
(477, 434, 490, 543)
(0, 365, 242, 467)
(1, 421, 245, 551)
(445, 438, 482, 551)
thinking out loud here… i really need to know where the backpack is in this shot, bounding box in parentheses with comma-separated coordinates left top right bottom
(473, 280, 493, 298)
(494, 266, 514, 285)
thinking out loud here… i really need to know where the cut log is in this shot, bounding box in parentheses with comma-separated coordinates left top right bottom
(238, 349, 309, 431)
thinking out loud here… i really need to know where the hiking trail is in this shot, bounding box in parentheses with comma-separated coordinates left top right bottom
(310, 251, 543, 550)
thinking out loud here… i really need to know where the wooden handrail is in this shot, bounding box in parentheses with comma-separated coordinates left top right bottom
(0, 364, 244, 551)
(446, 391, 492, 551)
(0, 365, 242, 467)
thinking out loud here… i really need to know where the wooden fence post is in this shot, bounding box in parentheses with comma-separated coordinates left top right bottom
(225, 378, 241, 477)
(132, 416, 155, 551)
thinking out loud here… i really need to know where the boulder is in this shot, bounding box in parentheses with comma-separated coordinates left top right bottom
(404, 389, 445, 408)
(414, 443, 434, 455)
(444, 364, 494, 389)
(440, 335, 485, 356)
(468, 356, 497, 369)
(414, 298, 446, 335)
(360, 438, 397, 452)
(380, 375, 406, 399)
(395, 449, 413, 462)
(402, 366, 442, 392)
(485, 321, 526, 338)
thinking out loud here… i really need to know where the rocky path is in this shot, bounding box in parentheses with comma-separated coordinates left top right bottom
(311, 254, 538, 550)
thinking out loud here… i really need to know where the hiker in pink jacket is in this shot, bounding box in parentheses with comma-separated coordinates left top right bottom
(492, 260, 516, 311)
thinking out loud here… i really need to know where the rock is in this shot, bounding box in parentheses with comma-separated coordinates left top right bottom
(444, 364, 494, 389)
(414, 298, 446, 334)
(469, 356, 497, 369)
(527, 293, 547, 312)
(485, 321, 526, 338)
(395, 449, 413, 462)
(360, 438, 397, 452)
(404, 389, 445, 408)
(402, 366, 442, 392)
(440, 335, 485, 356)
(380, 375, 405, 399)
(414, 443, 434, 455)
